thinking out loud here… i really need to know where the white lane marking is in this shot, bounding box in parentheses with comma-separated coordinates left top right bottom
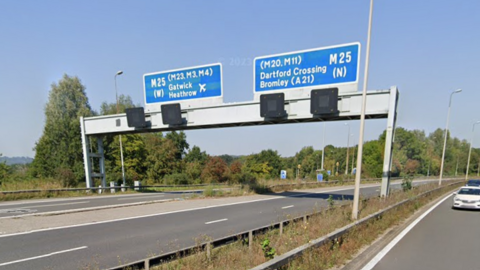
(205, 218, 228, 225)
(282, 205, 294, 209)
(0, 185, 395, 238)
(361, 193, 454, 270)
(0, 246, 87, 267)
(20, 201, 89, 209)
(117, 195, 164, 200)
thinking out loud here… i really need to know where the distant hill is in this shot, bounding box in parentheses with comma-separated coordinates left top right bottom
(0, 156, 33, 165)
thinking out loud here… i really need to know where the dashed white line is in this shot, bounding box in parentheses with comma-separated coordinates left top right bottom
(117, 195, 164, 200)
(0, 246, 87, 267)
(205, 218, 228, 225)
(282, 205, 294, 209)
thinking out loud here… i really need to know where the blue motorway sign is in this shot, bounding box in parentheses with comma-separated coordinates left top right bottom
(280, 170, 287, 179)
(254, 43, 360, 93)
(143, 63, 222, 105)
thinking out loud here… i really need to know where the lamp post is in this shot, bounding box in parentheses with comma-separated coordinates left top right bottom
(439, 89, 462, 185)
(352, 0, 374, 220)
(465, 121, 480, 181)
(455, 156, 459, 177)
(115, 70, 126, 187)
(427, 161, 430, 178)
(321, 122, 326, 171)
(351, 134, 355, 174)
(345, 123, 350, 175)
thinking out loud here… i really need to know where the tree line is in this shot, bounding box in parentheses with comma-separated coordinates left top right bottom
(1, 74, 480, 187)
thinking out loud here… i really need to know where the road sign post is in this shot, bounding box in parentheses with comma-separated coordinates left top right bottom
(143, 63, 223, 112)
(254, 43, 360, 100)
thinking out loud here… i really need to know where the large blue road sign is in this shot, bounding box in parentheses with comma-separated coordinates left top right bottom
(254, 43, 360, 95)
(144, 63, 222, 105)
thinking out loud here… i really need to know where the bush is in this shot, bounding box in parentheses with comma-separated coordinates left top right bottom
(231, 171, 256, 184)
(55, 168, 77, 187)
(163, 173, 190, 185)
(402, 176, 413, 191)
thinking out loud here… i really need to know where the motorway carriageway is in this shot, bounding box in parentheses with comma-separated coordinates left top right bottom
(0, 180, 442, 269)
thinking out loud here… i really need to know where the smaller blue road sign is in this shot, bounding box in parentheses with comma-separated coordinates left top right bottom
(144, 63, 222, 105)
(280, 170, 287, 179)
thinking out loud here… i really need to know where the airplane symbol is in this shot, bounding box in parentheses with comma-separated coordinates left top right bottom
(199, 83, 206, 92)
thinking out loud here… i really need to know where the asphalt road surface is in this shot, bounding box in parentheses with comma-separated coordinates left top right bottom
(0, 181, 437, 269)
(364, 192, 480, 270)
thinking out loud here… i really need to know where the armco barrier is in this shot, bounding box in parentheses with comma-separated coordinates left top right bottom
(0, 176, 441, 195)
(0, 178, 383, 195)
(0, 183, 230, 195)
(108, 179, 462, 270)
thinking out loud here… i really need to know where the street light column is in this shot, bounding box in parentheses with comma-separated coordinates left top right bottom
(439, 89, 462, 185)
(466, 121, 480, 181)
(352, 0, 374, 220)
(321, 122, 326, 171)
(345, 123, 350, 175)
(115, 71, 126, 188)
(351, 134, 355, 173)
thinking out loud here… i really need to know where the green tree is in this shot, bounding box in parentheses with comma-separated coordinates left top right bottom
(165, 131, 189, 160)
(362, 140, 383, 178)
(30, 74, 93, 186)
(201, 156, 230, 183)
(108, 134, 146, 183)
(185, 146, 208, 164)
(100, 95, 147, 183)
(185, 161, 203, 183)
(184, 146, 208, 183)
(100, 95, 136, 115)
(144, 133, 183, 183)
(242, 150, 282, 179)
(218, 154, 239, 165)
(0, 153, 9, 184)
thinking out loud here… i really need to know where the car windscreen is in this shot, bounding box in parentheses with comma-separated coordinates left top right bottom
(467, 180, 480, 186)
(458, 188, 480, 195)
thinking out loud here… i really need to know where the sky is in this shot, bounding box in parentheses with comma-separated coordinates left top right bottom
(1, 0, 479, 158)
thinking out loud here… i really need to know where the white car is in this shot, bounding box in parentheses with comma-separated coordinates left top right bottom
(452, 186, 480, 210)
